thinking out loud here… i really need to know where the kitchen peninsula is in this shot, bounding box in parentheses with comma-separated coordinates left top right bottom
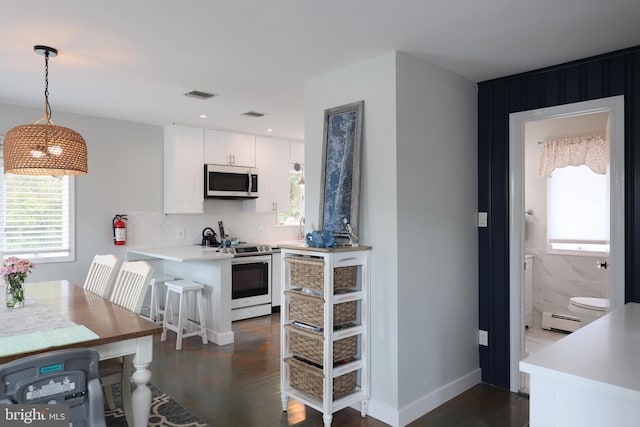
(520, 303, 640, 427)
(126, 246, 234, 345)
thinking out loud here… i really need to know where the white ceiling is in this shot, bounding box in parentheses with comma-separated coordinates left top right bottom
(1, 1, 639, 141)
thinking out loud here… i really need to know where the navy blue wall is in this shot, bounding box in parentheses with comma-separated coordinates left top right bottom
(477, 46, 640, 388)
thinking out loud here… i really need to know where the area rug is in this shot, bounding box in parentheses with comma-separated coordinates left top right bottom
(104, 383, 207, 426)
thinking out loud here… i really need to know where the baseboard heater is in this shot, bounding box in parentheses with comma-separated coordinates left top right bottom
(541, 311, 581, 333)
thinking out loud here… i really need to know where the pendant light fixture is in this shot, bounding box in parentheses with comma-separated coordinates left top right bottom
(3, 45, 87, 176)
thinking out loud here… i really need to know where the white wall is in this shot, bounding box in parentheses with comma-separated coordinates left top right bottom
(395, 54, 479, 412)
(305, 52, 400, 415)
(305, 51, 479, 426)
(0, 102, 298, 286)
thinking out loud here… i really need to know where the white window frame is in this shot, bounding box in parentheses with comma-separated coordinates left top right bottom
(277, 162, 305, 226)
(546, 164, 610, 256)
(0, 136, 75, 263)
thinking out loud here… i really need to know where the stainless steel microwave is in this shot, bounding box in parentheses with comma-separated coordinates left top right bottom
(204, 164, 259, 199)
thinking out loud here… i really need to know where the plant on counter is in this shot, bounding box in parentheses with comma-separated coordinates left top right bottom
(1, 257, 35, 308)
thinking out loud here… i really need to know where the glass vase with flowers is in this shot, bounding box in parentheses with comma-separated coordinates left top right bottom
(1, 257, 35, 308)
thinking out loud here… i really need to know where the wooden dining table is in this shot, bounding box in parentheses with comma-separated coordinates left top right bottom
(0, 280, 163, 427)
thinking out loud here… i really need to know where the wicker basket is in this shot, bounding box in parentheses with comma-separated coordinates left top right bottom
(287, 325, 357, 366)
(285, 357, 356, 400)
(287, 256, 357, 290)
(286, 290, 356, 327)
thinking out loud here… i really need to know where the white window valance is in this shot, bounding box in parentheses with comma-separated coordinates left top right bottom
(538, 133, 608, 177)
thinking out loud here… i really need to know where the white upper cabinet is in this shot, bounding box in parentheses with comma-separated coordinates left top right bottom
(203, 129, 227, 165)
(250, 136, 291, 213)
(204, 129, 256, 167)
(228, 133, 256, 167)
(164, 124, 204, 214)
(164, 124, 294, 214)
(290, 140, 304, 164)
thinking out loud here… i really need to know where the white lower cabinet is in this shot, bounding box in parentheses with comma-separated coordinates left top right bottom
(280, 245, 371, 426)
(271, 251, 282, 308)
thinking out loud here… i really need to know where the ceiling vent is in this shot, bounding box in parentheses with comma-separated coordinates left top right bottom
(183, 90, 216, 100)
(241, 111, 266, 118)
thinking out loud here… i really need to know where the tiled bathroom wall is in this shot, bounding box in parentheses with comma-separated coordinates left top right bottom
(528, 249, 609, 326)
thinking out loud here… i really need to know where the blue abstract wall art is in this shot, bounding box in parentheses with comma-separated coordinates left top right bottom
(319, 101, 363, 240)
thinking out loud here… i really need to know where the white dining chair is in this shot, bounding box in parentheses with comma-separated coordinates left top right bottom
(101, 260, 154, 415)
(83, 254, 119, 299)
(108, 261, 154, 313)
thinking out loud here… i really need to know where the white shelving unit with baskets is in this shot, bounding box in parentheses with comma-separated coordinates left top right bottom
(279, 243, 372, 427)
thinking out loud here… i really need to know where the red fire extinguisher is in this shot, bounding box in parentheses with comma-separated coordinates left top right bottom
(113, 214, 128, 246)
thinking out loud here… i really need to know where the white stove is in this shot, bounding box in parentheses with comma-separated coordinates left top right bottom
(219, 243, 273, 257)
(227, 243, 273, 321)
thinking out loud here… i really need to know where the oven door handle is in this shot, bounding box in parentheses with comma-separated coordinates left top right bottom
(231, 255, 272, 264)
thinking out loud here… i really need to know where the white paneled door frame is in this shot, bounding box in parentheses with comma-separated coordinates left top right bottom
(508, 95, 625, 392)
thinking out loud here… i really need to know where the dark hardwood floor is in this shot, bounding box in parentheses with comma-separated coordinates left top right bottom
(150, 313, 529, 426)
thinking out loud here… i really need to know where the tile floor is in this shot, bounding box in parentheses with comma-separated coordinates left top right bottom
(521, 326, 567, 393)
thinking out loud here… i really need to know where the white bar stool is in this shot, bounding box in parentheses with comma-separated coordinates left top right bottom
(160, 280, 208, 350)
(143, 274, 175, 324)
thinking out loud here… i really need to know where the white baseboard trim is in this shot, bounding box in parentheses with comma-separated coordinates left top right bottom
(365, 368, 482, 427)
(207, 328, 234, 346)
(399, 368, 481, 425)
(366, 399, 401, 427)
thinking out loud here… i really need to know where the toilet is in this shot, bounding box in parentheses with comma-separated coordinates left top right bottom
(568, 297, 610, 326)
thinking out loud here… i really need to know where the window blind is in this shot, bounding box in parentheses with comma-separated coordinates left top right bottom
(0, 137, 74, 261)
(547, 164, 609, 252)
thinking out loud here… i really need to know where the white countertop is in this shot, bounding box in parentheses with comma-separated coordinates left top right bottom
(269, 240, 306, 248)
(520, 302, 640, 400)
(127, 245, 234, 262)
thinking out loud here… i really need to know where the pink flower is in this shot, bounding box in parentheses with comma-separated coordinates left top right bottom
(1, 257, 35, 284)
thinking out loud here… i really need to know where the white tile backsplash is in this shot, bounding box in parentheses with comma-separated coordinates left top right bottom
(125, 199, 300, 248)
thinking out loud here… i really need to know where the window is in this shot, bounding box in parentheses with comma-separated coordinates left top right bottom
(278, 164, 305, 225)
(547, 164, 609, 254)
(0, 137, 75, 262)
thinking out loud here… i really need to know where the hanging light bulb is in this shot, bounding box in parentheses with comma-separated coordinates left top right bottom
(3, 45, 88, 176)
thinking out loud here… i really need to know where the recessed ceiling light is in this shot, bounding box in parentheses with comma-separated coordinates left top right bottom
(200, 114, 208, 118)
(267, 129, 273, 132)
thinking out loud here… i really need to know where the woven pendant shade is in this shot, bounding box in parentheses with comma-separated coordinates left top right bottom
(3, 123, 87, 175)
(2, 45, 88, 176)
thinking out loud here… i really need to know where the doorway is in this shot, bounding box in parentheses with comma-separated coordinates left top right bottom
(507, 95, 625, 392)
